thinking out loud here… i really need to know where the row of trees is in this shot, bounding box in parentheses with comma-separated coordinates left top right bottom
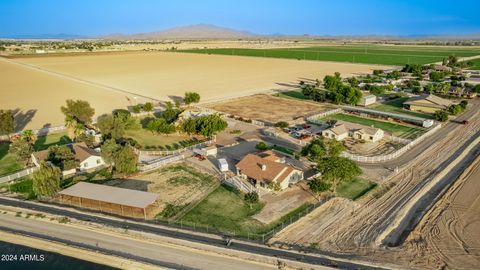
(323, 73, 363, 105)
(433, 100, 468, 122)
(181, 114, 228, 137)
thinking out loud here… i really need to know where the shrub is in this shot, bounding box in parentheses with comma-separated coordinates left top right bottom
(433, 110, 449, 122)
(132, 105, 141, 113)
(274, 121, 289, 129)
(255, 142, 269, 151)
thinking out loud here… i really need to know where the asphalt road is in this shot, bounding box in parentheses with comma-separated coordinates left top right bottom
(361, 101, 480, 168)
(0, 214, 274, 270)
(0, 197, 390, 270)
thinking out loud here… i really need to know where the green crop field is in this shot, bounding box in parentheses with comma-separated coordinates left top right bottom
(321, 113, 425, 139)
(467, 58, 480, 70)
(178, 45, 480, 66)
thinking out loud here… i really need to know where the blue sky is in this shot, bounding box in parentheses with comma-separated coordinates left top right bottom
(0, 0, 479, 37)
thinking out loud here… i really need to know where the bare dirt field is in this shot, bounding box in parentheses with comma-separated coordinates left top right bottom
(102, 163, 217, 214)
(0, 57, 132, 131)
(207, 94, 335, 123)
(404, 155, 480, 269)
(1, 52, 389, 130)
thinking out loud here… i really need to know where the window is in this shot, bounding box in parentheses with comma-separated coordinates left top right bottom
(370, 136, 373, 140)
(84, 163, 88, 167)
(96, 159, 101, 164)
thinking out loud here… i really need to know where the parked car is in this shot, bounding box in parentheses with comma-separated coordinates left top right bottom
(303, 124, 311, 129)
(462, 120, 469, 125)
(194, 154, 206, 161)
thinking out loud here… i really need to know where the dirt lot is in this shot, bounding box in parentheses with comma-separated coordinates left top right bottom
(254, 183, 316, 224)
(403, 155, 480, 269)
(208, 94, 334, 123)
(102, 163, 217, 213)
(1, 51, 387, 129)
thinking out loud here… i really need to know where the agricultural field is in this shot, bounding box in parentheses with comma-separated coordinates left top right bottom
(207, 94, 335, 123)
(179, 45, 480, 66)
(2, 51, 389, 130)
(466, 58, 480, 70)
(372, 97, 433, 119)
(321, 113, 425, 139)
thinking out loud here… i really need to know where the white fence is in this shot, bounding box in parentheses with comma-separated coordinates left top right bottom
(0, 125, 66, 141)
(133, 138, 215, 157)
(222, 176, 257, 193)
(0, 167, 38, 184)
(139, 155, 184, 172)
(306, 108, 342, 124)
(341, 124, 442, 163)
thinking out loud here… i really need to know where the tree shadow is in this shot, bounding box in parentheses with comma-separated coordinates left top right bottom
(167, 95, 183, 104)
(12, 108, 37, 132)
(0, 142, 10, 160)
(275, 82, 300, 89)
(297, 77, 317, 83)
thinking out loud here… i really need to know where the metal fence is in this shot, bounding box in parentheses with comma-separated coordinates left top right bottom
(133, 138, 215, 156)
(341, 124, 442, 163)
(306, 108, 342, 125)
(138, 155, 185, 172)
(0, 167, 38, 184)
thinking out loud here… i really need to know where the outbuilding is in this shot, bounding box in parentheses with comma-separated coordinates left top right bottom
(217, 158, 229, 172)
(193, 145, 217, 156)
(359, 95, 377, 106)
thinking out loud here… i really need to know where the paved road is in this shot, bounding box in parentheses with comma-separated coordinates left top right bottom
(361, 101, 479, 168)
(0, 197, 391, 270)
(0, 214, 274, 270)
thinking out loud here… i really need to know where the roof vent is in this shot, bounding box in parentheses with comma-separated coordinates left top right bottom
(261, 164, 267, 171)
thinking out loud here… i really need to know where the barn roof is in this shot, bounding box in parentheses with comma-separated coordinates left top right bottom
(59, 182, 158, 209)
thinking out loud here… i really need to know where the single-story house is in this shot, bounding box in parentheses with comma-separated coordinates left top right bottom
(321, 124, 348, 141)
(403, 94, 454, 113)
(236, 151, 303, 190)
(432, 64, 452, 72)
(448, 86, 464, 96)
(58, 182, 159, 219)
(32, 142, 105, 176)
(351, 127, 384, 143)
(359, 95, 377, 106)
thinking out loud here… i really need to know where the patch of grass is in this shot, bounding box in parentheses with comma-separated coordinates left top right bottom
(229, 129, 242, 134)
(159, 203, 189, 219)
(336, 178, 377, 200)
(274, 89, 308, 100)
(466, 58, 480, 70)
(271, 145, 296, 156)
(179, 45, 480, 65)
(180, 185, 265, 235)
(161, 164, 214, 186)
(322, 113, 425, 139)
(0, 143, 23, 176)
(9, 177, 36, 200)
(372, 97, 433, 119)
(33, 131, 72, 151)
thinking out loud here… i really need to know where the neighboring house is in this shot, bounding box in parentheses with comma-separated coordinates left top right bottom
(403, 94, 454, 113)
(432, 64, 452, 72)
(236, 151, 303, 190)
(351, 127, 384, 143)
(463, 88, 477, 98)
(321, 124, 348, 141)
(448, 86, 464, 96)
(85, 127, 102, 143)
(359, 95, 377, 106)
(31, 142, 105, 176)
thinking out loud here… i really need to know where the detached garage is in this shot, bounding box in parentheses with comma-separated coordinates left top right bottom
(58, 182, 159, 219)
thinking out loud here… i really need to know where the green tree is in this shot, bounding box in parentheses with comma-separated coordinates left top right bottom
(255, 142, 269, 151)
(323, 73, 342, 91)
(429, 71, 446, 82)
(32, 162, 61, 198)
(146, 118, 174, 135)
(47, 145, 78, 170)
(97, 114, 125, 139)
(181, 118, 198, 135)
(132, 105, 141, 113)
(100, 139, 120, 171)
(274, 121, 289, 129)
(195, 114, 228, 137)
(143, 102, 154, 112)
(325, 139, 346, 157)
(0, 110, 14, 135)
(113, 146, 138, 174)
(8, 139, 33, 165)
(184, 92, 201, 104)
(21, 129, 36, 144)
(301, 138, 326, 161)
(61, 99, 95, 124)
(317, 157, 362, 193)
(459, 100, 468, 110)
(433, 110, 449, 122)
(244, 192, 259, 209)
(308, 178, 331, 197)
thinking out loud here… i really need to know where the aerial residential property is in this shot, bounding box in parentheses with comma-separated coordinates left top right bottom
(0, 1, 479, 270)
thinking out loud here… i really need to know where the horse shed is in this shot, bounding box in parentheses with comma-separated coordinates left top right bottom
(58, 182, 159, 219)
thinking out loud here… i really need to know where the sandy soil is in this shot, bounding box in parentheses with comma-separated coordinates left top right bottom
(269, 105, 480, 268)
(0, 57, 132, 131)
(1, 52, 389, 130)
(403, 155, 480, 269)
(207, 94, 335, 124)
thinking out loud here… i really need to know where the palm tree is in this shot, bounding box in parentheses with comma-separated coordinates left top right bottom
(65, 116, 81, 140)
(21, 129, 36, 144)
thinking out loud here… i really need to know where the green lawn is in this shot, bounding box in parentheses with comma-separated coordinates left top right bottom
(178, 45, 480, 66)
(124, 129, 202, 150)
(467, 58, 480, 70)
(180, 185, 311, 237)
(372, 97, 433, 119)
(322, 113, 425, 139)
(273, 89, 308, 100)
(0, 143, 23, 176)
(8, 177, 36, 199)
(34, 131, 72, 151)
(336, 178, 377, 200)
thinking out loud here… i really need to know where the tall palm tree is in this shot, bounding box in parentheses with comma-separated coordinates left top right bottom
(65, 115, 78, 140)
(21, 129, 36, 144)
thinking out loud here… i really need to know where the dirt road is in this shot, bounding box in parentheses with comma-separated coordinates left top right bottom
(270, 105, 480, 267)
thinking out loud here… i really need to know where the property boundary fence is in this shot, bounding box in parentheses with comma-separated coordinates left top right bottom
(306, 108, 342, 125)
(0, 125, 66, 141)
(0, 167, 38, 184)
(133, 138, 215, 157)
(138, 155, 185, 172)
(341, 124, 442, 163)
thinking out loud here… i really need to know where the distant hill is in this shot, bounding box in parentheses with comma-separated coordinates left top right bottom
(103, 24, 256, 40)
(1, 33, 89, 40)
